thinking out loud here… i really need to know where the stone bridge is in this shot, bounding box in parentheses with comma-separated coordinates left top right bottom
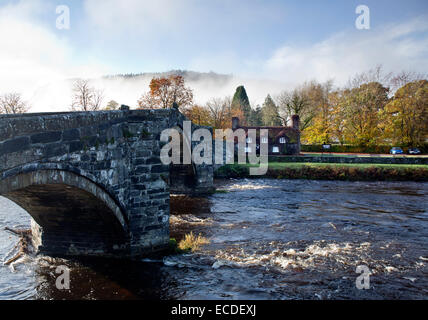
(0, 108, 214, 259)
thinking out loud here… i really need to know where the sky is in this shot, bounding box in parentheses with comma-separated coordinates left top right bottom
(1, 0, 428, 111)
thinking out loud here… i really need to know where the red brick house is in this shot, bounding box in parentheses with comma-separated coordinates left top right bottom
(232, 115, 301, 155)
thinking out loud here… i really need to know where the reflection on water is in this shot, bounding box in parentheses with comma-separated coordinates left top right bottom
(0, 179, 427, 300)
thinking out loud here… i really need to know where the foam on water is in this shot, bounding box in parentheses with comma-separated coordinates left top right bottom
(224, 179, 279, 191)
(213, 241, 373, 271)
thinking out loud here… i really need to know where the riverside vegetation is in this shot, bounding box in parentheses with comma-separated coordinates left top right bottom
(216, 162, 428, 182)
(169, 232, 210, 254)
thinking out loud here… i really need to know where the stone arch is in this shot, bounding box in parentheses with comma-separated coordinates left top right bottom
(0, 169, 129, 257)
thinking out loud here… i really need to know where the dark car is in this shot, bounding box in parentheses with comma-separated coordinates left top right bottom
(408, 148, 421, 155)
(390, 147, 404, 155)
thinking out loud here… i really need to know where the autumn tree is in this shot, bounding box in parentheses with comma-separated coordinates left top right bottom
(183, 105, 212, 126)
(277, 67, 427, 146)
(205, 97, 232, 129)
(341, 82, 390, 146)
(137, 75, 193, 110)
(328, 91, 347, 145)
(261, 94, 281, 126)
(105, 100, 119, 110)
(71, 79, 104, 111)
(299, 81, 333, 144)
(381, 80, 428, 147)
(0, 93, 29, 114)
(277, 89, 312, 130)
(278, 80, 335, 133)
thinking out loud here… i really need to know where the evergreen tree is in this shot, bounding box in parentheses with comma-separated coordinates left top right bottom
(261, 94, 281, 126)
(248, 105, 263, 126)
(231, 86, 251, 125)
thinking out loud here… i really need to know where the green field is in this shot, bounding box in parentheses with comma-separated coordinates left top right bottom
(264, 162, 428, 170)
(299, 152, 428, 158)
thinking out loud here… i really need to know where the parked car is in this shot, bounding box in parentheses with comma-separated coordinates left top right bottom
(390, 147, 404, 155)
(408, 147, 421, 155)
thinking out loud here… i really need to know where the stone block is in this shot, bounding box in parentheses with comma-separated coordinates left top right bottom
(31, 131, 62, 144)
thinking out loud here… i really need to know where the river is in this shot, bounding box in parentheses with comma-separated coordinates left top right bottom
(0, 179, 427, 300)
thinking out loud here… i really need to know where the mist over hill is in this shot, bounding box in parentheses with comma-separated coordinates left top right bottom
(29, 70, 288, 113)
(104, 70, 232, 82)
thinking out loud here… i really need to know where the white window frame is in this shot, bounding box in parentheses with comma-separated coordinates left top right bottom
(261, 137, 268, 144)
(246, 137, 253, 143)
(279, 137, 286, 144)
(245, 146, 252, 153)
(272, 146, 279, 153)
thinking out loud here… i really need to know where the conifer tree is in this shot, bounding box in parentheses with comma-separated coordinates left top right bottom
(261, 94, 281, 126)
(231, 86, 251, 125)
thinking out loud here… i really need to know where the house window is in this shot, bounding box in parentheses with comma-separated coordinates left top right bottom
(261, 137, 268, 144)
(272, 146, 279, 153)
(246, 137, 253, 143)
(245, 147, 252, 153)
(279, 137, 286, 144)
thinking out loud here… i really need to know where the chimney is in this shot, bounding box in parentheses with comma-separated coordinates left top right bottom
(291, 115, 300, 130)
(232, 117, 240, 130)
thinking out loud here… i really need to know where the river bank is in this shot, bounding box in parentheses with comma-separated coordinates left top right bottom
(215, 162, 428, 181)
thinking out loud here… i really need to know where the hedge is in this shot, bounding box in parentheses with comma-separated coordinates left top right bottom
(301, 144, 428, 154)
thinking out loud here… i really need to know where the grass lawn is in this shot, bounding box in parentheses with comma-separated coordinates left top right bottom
(299, 152, 428, 158)
(248, 162, 428, 170)
(301, 153, 361, 157)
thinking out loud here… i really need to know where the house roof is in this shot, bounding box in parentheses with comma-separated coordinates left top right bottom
(239, 126, 299, 139)
(232, 125, 300, 144)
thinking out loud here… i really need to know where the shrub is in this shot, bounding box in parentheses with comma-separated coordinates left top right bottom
(215, 164, 249, 178)
(266, 166, 428, 182)
(178, 232, 209, 252)
(301, 144, 428, 154)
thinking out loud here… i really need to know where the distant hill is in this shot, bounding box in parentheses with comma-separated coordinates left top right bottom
(104, 70, 233, 83)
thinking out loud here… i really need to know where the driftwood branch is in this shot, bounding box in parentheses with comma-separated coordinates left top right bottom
(3, 227, 31, 265)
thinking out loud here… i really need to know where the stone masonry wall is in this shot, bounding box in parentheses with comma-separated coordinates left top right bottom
(0, 108, 214, 258)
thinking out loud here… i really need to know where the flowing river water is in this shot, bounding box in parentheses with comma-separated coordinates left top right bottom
(0, 179, 427, 300)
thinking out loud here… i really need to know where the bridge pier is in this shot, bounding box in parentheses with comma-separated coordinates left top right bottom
(0, 109, 214, 258)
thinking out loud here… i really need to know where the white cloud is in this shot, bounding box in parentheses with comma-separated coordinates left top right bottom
(264, 16, 428, 86)
(83, 0, 186, 36)
(0, 1, 67, 90)
(0, 0, 110, 112)
(83, 0, 287, 37)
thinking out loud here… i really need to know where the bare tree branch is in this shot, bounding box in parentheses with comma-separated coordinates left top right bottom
(71, 79, 104, 111)
(0, 93, 30, 114)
